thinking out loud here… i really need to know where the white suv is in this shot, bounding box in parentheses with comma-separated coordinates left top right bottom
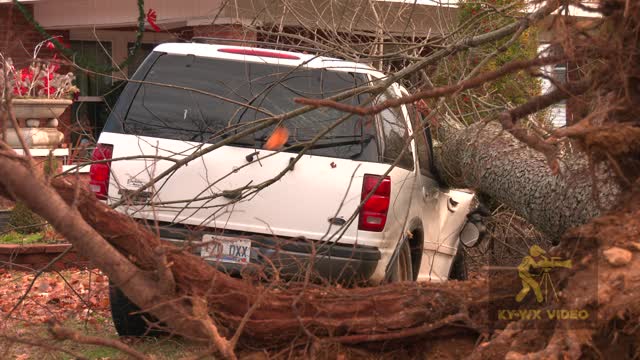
(93, 42, 478, 302)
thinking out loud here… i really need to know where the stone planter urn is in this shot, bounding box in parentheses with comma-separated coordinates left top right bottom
(2, 98, 72, 149)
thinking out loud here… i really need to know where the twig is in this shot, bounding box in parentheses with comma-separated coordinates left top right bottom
(153, 245, 176, 296)
(1, 334, 88, 360)
(331, 313, 472, 343)
(498, 79, 591, 169)
(53, 268, 97, 311)
(48, 322, 152, 360)
(229, 285, 270, 350)
(463, 23, 528, 81)
(294, 56, 564, 116)
(4, 245, 73, 320)
(190, 297, 237, 360)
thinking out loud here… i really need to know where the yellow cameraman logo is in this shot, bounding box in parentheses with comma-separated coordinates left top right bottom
(515, 245, 572, 303)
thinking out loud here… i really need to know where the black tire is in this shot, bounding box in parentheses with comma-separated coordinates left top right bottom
(389, 240, 413, 282)
(109, 284, 161, 337)
(449, 248, 468, 280)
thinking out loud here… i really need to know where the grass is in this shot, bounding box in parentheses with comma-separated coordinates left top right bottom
(0, 231, 44, 245)
(1, 319, 214, 359)
(61, 336, 208, 360)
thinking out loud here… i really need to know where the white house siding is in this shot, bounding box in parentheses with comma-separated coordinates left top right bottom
(34, 0, 225, 29)
(538, 44, 568, 128)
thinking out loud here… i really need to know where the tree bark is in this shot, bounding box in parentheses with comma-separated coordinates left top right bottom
(433, 122, 622, 240)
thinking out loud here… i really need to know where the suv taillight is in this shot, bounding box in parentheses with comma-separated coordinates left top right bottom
(358, 174, 391, 232)
(89, 144, 113, 200)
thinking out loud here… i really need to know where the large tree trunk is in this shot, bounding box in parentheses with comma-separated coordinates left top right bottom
(434, 122, 621, 240)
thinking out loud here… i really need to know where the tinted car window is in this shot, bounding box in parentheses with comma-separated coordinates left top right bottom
(376, 90, 414, 170)
(405, 103, 432, 177)
(119, 53, 378, 161)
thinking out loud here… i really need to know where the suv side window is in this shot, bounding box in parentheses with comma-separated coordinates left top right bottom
(376, 90, 414, 171)
(405, 103, 433, 178)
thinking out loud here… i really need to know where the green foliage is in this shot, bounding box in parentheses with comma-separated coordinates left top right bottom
(0, 230, 44, 244)
(432, 0, 541, 124)
(7, 154, 57, 235)
(8, 201, 44, 234)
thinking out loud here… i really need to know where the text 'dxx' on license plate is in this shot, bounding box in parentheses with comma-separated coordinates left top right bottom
(201, 234, 251, 264)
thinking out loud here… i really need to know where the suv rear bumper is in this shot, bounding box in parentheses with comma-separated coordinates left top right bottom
(158, 226, 381, 283)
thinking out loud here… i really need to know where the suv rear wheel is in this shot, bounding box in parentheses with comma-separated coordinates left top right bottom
(389, 240, 413, 282)
(109, 285, 160, 337)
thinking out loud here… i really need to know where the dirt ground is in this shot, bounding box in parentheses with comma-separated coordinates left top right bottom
(0, 268, 214, 359)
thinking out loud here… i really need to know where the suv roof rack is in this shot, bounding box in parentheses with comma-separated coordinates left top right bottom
(190, 37, 324, 56)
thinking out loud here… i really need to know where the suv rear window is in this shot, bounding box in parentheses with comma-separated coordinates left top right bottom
(112, 53, 379, 161)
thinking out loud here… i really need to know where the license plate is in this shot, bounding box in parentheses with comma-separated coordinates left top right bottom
(200, 234, 251, 264)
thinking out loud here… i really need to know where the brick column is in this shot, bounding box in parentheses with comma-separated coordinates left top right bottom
(0, 4, 69, 68)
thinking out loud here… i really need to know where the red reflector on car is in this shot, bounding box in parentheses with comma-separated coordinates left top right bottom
(358, 174, 391, 232)
(89, 144, 113, 200)
(218, 48, 301, 60)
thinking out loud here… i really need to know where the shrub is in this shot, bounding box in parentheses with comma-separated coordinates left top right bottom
(431, 0, 541, 125)
(7, 153, 57, 234)
(8, 201, 44, 234)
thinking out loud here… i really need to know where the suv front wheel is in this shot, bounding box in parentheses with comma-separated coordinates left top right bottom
(448, 248, 468, 280)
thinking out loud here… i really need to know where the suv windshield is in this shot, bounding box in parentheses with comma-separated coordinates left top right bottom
(118, 53, 378, 161)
